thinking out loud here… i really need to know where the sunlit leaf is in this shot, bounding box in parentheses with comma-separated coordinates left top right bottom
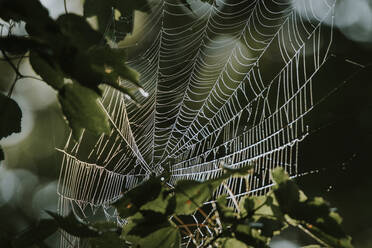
(215, 238, 251, 248)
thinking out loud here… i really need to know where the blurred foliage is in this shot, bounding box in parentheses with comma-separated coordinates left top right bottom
(0, 0, 148, 140)
(7, 167, 352, 248)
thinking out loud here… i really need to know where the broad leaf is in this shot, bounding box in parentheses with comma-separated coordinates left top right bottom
(113, 177, 163, 218)
(137, 226, 180, 248)
(174, 165, 252, 215)
(57, 14, 103, 50)
(254, 216, 285, 238)
(29, 51, 64, 90)
(122, 211, 176, 247)
(0, 36, 43, 55)
(216, 238, 252, 248)
(89, 46, 141, 88)
(216, 196, 237, 223)
(140, 187, 173, 214)
(0, 93, 22, 139)
(46, 211, 99, 238)
(11, 219, 58, 248)
(271, 168, 353, 248)
(271, 167, 300, 214)
(173, 180, 216, 215)
(87, 222, 128, 248)
(58, 82, 111, 139)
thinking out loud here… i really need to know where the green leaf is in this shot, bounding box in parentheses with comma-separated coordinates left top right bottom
(271, 167, 290, 184)
(11, 219, 58, 248)
(254, 216, 285, 238)
(136, 225, 180, 248)
(86, 222, 128, 248)
(29, 51, 64, 90)
(58, 82, 111, 140)
(46, 211, 100, 238)
(173, 180, 216, 215)
(0, 93, 22, 139)
(140, 187, 173, 214)
(270, 168, 353, 248)
(216, 196, 237, 223)
(0, 36, 41, 55)
(173, 165, 252, 215)
(113, 177, 163, 218)
(215, 238, 250, 248)
(122, 211, 178, 248)
(56, 14, 103, 50)
(301, 245, 322, 248)
(89, 46, 141, 87)
(271, 168, 301, 214)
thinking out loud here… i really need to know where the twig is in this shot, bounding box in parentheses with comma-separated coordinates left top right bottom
(222, 182, 239, 213)
(172, 215, 198, 246)
(0, 49, 23, 77)
(295, 223, 329, 247)
(64, 0, 69, 14)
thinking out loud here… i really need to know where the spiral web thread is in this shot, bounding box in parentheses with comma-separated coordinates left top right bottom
(57, 0, 336, 247)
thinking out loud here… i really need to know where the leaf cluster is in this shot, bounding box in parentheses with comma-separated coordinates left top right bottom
(5, 166, 353, 248)
(0, 0, 149, 140)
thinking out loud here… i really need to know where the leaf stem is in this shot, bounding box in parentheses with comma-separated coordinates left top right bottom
(0, 49, 23, 78)
(222, 182, 239, 213)
(64, 0, 69, 14)
(172, 215, 198, 246)
(295, 223, 329, 247)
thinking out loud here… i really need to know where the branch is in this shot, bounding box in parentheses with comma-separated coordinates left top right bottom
(0, 49, 23, 77)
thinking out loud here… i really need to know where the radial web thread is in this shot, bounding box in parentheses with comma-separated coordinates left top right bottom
(57, 0, 336, 247)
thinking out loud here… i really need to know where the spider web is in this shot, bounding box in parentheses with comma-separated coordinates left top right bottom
(57, 0, 336, 247)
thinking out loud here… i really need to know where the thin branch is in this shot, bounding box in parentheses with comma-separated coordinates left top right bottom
(222, 182, 239, 213)
(0, 49, 23, 77)
(295, 223, 329, 247)
(64, 0, 69, 14)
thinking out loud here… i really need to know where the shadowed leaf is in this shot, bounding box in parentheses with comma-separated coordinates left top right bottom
(46, 211, 100, 238)
(113, 177, 163, 218)
(0, 93, 22, 139)
(29, 51, 64, 90)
